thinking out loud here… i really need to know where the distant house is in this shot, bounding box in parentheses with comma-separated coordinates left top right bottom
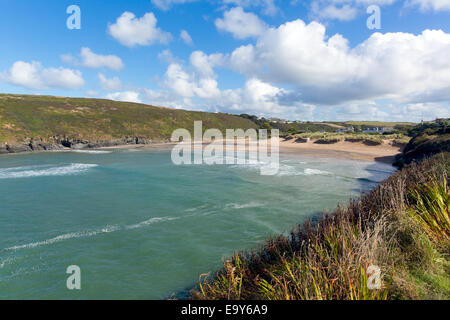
(363, 127, 380, 134)
(380, 126, 395, 134)
(336, 126, 354, 133)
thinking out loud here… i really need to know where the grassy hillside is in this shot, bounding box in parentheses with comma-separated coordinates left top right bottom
(394, 119, 450, 167)
(0, 94, 258, 144)
(342, 121, 414, 127)
(192, 153, 450, 300)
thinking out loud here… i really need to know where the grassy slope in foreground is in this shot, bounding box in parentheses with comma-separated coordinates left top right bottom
(192, 153, 450, 300)
(0, 94, 258, 146)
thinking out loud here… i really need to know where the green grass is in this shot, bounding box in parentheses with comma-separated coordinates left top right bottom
(343, 121, 415, 127)
(284, 132, 410, 145)
(394, 120, 450, 167)
(0, 94, 258, 143)
(408, 177, 450, 242)
(191, 153, 450, 300)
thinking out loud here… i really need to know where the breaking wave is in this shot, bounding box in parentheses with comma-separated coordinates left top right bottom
(71, 150, 112, 154)
(3, 216, 177, 251)
(0, 163, 98, 179)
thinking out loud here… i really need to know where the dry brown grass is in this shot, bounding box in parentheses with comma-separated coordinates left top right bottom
(191, 153, 450, 300)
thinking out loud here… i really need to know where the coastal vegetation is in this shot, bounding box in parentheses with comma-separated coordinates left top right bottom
(284, 132, 411, 146)
(394, 119, 450, 167)
(0, 94, 257, 152)
(191, 125, 450, 300)
(239, 113, 414, 135)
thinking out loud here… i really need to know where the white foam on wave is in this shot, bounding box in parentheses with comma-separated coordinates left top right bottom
(0, 163, 98, 179)
(199, 155, 333, 177)
(125, 217, 179, 230)
(304, 168, 331, 176)
(3, 216, 177, 251)
(0, 257, 15, 269)
(71, 150, 112, 154)
(4, 226, 120, 251)
(184, 204, 209, 212)
(226, 202, 264, 210)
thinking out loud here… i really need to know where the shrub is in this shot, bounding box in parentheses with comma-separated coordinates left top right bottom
(191, 153, 450, 300)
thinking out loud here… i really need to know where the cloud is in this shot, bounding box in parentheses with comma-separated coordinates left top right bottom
(311, 3, 358, 21)
(309, 0, 397, 21)
(105, 91, 142, 103)
(62, 48, 124, 71)
(406, 0, 450, 12)
(151, 0, 197, 11)
(147, 50, 312, 118)
(98, 73, 122, 91)
(149, 18, 450, 121)
(329, 100, 449, 122)
(180, 30, 194, 45)
(80, 48, 124, 71)
(158, 49, 180, 64)
(163, 64, 221, 99)
(222, 0, 279, 16)
(85, 90, 99, 97)
(1, 61, 84, 90)
(108, 12, 171, 47)
(228, 19, 450, 106)
(190, 51, 225, 78)
(215, 7, 267, 39)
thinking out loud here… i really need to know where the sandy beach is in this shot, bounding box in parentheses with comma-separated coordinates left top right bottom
(279, 139, 403, 163)
(99, 138, 404, 164)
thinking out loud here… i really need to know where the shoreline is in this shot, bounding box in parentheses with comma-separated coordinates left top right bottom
(0, 138, 403, 165)
(96, 138, 403, 164)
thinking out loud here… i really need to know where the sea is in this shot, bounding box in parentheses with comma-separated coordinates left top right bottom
(0, 147, 395, 299)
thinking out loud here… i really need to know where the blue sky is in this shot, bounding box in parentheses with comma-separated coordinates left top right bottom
(1, 0, 449, 122)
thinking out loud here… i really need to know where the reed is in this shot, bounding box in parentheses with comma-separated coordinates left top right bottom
(191, 153, 450, 300)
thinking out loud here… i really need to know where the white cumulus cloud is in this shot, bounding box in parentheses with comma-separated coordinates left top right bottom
(215, 7, 267, 39)
(228, 19, 450, 106)
(105, 91, 142, 103)
(98, 73, 122, 91)
(80, 48, 124, 71)
(1, 61, 84, 90)
(108, 12, 171, 47)
(62, 48, 124, 71)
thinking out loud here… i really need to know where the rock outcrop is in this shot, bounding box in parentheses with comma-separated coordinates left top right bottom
(0, 137, 163, 154)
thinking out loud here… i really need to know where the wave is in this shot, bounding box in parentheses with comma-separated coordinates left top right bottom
(125, 217, 179, 230)
(226, 201, 264, 210)
(4, 226, 120, 251)
(304, 168, 331, 176)
(3, 216, 177, 251)
(0, 163, 98, 179)
(0, 257, 15, 269)
(71, 150, 112, 154)
(224, 156, 332, 177)
(184, 204, 210, 212)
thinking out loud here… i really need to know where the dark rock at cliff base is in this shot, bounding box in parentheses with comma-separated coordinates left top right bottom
(29, 139, 62, 151)
(0, 136, 163, 154)
(71, 143, 89, 150)
(59, 139, 89, 149)
(0, 143, 9, 154)
(136, 137, 151, 145)
(6, 143, 32, 153)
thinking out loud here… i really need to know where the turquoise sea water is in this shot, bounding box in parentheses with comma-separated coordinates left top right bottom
(0, 148, 395, 299)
